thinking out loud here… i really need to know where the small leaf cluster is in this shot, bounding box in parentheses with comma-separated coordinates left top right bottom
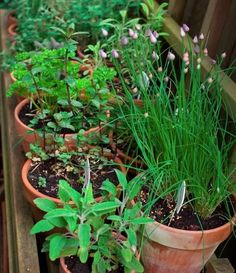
(31, 170, 151, 272)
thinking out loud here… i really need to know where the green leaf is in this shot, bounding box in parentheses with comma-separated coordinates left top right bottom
(78, 223, 91, 263)
(33, 198, 57, 212)
(131, 217, 153, 225)
(71, 100, 83, 108)
(93, 251, 101, 265)
(121, 248, 132, 262)
(100, 179, 117, 196)
(93, 201, 120, 213)
(49, 235, 67, 261)
(141, 3, 149, 17)
(115, 169, 127, 190)
(49, 217, 67, 228)
(31, 219, 54, 234)
(58, 180, 81, 207)
(126, 229, 137, 247)
(84, 183, 94, 205)
(91, 99, 100, 109)
(107, 215, 122, 222)
(60, 238, 79, 257)
(45, 208, 76, 219)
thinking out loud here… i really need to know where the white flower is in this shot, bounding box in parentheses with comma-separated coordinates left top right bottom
(144, 112, 149, 118)
(111, 49, 119, 58)
(153, 31, 159, 38)
(164, 76, 169, 82)
(207, 77, 213, 84)
(101, 28, 108, 37)
(167, 51, 175, 61)
(197, 64, 201, 70)
(183, 52, 189, 62)
(221, 52, 226, 59)
(152, 51, 159, 60)
(197, 57, 201, 64)
(199, 33, 204, 40)
(135, 24, 142, 31)
(120, 36, 128, 46)
(180, 27, 185, 37)
(99, 49, 107, 59)
(193, 35, 198, 44)
(184, 68, 188, 74)
(128, 28, 134, 37)
(182, 24, 189, 32)
(203, 48, 208, 56)
(132, 31, 138, 40)
(157, 67, 163, 72)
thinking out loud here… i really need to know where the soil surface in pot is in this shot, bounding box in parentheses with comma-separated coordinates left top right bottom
(19, 101, 100, 134)
(65, 256, 123, 273)
(140, 187, 232, 231)
(27, 155, 119, 198)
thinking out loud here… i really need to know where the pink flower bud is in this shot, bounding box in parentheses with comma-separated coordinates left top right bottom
(193, 36, 198, 44)
(111, 49, 119, 58)
(99, 49, 107, 59)
(101, 28, 108, 37)
(180, 27, 185, 37)
(120, 36, 128, 46)
(150, 32, 157, 43)
(128, 28, 134, 37)
(167, 51, 175, 61)
(153, 31, 159, 38)
(211, 59, 216, 65)
(183, 52, 189, 62)
(203, 48, 208, 56)
(199, 33, 204, 40)
(182, 24, 189, 32)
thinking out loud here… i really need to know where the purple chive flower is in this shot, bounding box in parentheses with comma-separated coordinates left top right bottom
(193, 35, 198, 44)
(101, 28, 108, 37)
(145, 29, 152, 36)
(167, 51, 175, 61)
(153, 31, 159, 38)
(132, 31, 138, 40)
(111, 49, 119, 58)
(99, 49, 107, 59)
(120, 36, 129, 46)
(194, 45, 200, 54)
(128, 28, 135, 37)
(150, 32, 157, 44)
(182, 24, 189, 32)
(180, 27, 185, 38)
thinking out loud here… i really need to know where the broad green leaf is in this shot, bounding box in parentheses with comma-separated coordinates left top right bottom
(49, 217, 67, 228)
(93, 201, 120, 213)
(93, 251, 101, 264)
(49, 235, 67, 260)
(31, 219, 54, 234)
(33, 198, 57, 212)
(107, 215, 122, 222)
(140, 3, 149, 17)
(115, 169, 127, 189)
(121, 248, 132, 262)
(78, 223, 91, 263)
(131, 217, 153, 225)
(100, 179, 117, 196)
(45, 208, 76, 219)
(126, 228, 137, 247)
(60, 238, 79, 257)
(58, 180, 81, 207)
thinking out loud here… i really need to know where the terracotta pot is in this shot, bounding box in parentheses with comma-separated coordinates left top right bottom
(7, 12, 17, 26)
(21, 156, 126, 220)
(10, 72, 16, 82)
(141, 219, 234, 273)
(14, 99, 102, 152)
(7, 22, 17, 36)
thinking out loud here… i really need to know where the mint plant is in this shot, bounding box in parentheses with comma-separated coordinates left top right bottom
(31, 169, 151, 272)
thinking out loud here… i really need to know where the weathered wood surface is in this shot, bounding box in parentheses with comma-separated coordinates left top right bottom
(0, 10, 40, 273)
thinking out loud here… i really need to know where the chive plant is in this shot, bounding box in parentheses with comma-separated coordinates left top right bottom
(111, 25, 236, 220)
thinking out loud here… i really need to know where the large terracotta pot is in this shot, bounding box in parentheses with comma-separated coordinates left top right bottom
(21, 157, 126, 220)
(141, 219, 234, 273)
(7, 22, 17, 36)
(14, 99, 102, 152)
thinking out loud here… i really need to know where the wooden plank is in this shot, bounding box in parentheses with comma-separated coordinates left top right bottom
(200, 0, 232, 57)
(168, 0, 187, 24)
(0, 10, 40, 273)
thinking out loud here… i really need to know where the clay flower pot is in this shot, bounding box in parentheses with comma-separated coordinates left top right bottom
(7, 22, 17, 37)
(7, 12, 17, 26)
(14, 99, 102, 152)
(141, 219, 235, 273)
(21, 157, 126, 220)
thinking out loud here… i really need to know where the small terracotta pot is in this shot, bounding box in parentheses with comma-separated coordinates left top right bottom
(59, 233, 138, 273)
(141, 219, 234, 273)
(7, 12, 17, 26)
(21, 156, 126, 220)
(10, 72, 16, 82)
(7, 22, 17, 36)
(14, 99, 102, 152)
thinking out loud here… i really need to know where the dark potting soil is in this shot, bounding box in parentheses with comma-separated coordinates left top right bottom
(19, 102, 96, 134)
(27, 156, 119, 198)
(65, 256, 124, 273)
(139, 187, 231, 231)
